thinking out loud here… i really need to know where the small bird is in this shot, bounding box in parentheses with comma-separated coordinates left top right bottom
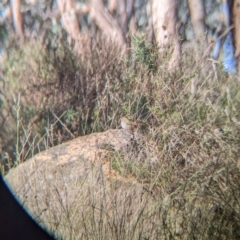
(120, 117, 141, 131)
(213, 125, 223, 136)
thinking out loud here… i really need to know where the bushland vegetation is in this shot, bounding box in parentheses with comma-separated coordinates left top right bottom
(1, 35, 240, 239)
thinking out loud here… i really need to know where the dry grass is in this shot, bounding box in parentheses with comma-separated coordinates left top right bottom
(1, 35, 240, 239)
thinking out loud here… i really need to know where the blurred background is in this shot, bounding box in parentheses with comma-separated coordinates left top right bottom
(0, 0, 239, 71)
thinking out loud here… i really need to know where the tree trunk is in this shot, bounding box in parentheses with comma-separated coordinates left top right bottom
(90, 0, 126, 47)
(151, 0, 181, 70)
(232, 0, 240, 73)
(58, 0, 82, 52)
(10, 0, 24, 43)
(188, 0, 207, 59)
(188, 0, 206, 40)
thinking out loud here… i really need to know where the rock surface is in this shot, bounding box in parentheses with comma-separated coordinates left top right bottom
(4, 129, 147, 238)
(5, 129, 140, 194)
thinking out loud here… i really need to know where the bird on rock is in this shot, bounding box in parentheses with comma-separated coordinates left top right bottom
(120, 117, 141, 131)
